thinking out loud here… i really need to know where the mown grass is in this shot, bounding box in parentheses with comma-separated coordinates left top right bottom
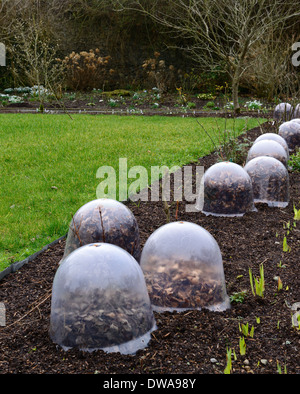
(0, 113, 264, 270)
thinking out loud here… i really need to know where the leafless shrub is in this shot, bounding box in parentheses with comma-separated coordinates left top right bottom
(59, 49, 114, 91)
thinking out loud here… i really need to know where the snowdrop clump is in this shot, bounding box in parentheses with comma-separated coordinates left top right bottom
(244, 100, 263, 110)
(3, 85, 50, 98)
(0, 93, 24, 103)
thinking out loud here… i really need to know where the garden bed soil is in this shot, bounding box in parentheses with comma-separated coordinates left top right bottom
(0, 91, 274, 118)
(0, 121, 300, 375)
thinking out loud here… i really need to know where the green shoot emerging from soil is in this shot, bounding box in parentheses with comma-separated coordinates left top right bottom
(239, 337, 246, 356)
(239, 322, 255, 338)
(249, 264, 265, 298)
(224, 347, 234, 374)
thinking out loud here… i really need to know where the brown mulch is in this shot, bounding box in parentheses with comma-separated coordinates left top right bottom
(0, 121, 300, 375)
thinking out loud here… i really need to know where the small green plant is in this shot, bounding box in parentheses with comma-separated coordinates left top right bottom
(288, 150, 300, 172)
(65, 92, 76, 100)
(186, 101, 196, 109)
(293, 204, 300, 221)
(283, 235, 291, 252)
(239, 337, 246, 356)
(224, 347, 235, 374)
(108, 98, 118, 107)
(197, 92, 216, 100)
(291, 308, 300, 330)
(277, 361, 287, 374)
(28, 346, 37, 353)
(296, 314, 300, 330)
(224, 101, 235, 110)
(230, 290, 247, 303)
(239, 322, 255, 338)
(280, 206, 299, 255)
(249, 264, 265, 298)
(244, 100, 263, 110)
(203, 100, 220, 111)
(205, 100, 215, 108)
(283, 220, 291, 235)
(277, 260, 286, 268)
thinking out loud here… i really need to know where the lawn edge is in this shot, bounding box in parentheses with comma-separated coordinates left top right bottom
(0, 235, 66, 281)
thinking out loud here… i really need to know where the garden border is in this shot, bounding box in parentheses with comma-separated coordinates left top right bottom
(0, 108, 273, 118)
(0, 235, 66, 282)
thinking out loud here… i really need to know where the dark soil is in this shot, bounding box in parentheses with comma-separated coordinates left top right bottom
(0, 120, 300, 375)
(0, 91, 274, 118)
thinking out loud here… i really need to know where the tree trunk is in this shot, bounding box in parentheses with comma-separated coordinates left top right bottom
(232, 72, 240, 114)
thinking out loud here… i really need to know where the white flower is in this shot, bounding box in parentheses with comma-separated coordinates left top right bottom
(225, 101, 234, 109)
(31, 85, 49, 96)
(244, 100, 263, 109)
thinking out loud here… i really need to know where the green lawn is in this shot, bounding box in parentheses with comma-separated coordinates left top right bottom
(0, 113, 264, 270)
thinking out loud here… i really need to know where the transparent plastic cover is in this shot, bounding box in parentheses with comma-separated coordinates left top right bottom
(140, 221, 230, 312)
(246, 139, 288, 167)
(63, 198, 141, 262)
(200, 161, 255, 217)
(293, 104, 300, 119)
(278, 121, 300, 152)
(50, 243, 156, 354)
(244, 156, 290, 208)
(274, 103, 293, 121)
(253, 133, 289, 160)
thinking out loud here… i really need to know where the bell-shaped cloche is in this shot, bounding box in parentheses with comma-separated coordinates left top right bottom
(244, 156, 290, 208)
(140, 221, 230, 313)
(63, 198, 141, 262)
(200, 161, 255, 217)
(50, 243, 156, 354)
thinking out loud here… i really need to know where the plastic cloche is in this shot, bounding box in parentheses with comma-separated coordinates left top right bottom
(244, 156, 290, 208)
(253, 133, 289, 160)
(63, 198, 141, 262)
(293, 104, 300, 119)
(49, 243, 156, 354)
(246, 139, 288, 167)
(199, 161, 256, 217)
(273, 102, 293, 121)
(278, 121, 300, 152)
(140, 221, 230, 312)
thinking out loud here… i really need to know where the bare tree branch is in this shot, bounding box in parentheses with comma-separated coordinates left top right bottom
(116, 0, 300, 112)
